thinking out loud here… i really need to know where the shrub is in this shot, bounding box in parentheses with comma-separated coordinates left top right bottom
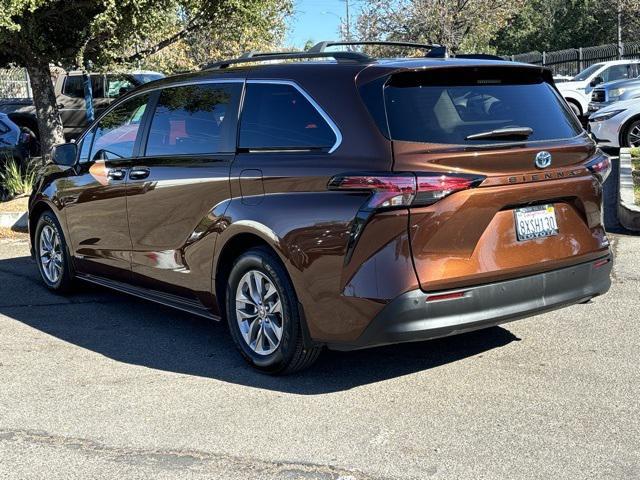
(0, 158, 37, 199)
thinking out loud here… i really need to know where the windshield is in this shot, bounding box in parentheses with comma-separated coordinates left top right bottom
(572, 64, 603, 81)
(383, 74, 581, 146)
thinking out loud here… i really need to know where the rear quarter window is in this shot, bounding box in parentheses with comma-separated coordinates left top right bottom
(381, 69, 582, 146)
(239, 82, 337, 151)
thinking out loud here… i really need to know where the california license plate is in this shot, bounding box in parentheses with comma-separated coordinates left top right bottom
(514, 205, 559, 241)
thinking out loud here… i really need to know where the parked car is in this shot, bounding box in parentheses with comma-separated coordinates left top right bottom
(28, 42, 613, 374)
(0, 70, 163, 151)
(556, 60, 640, 117)
(0, 112, 37, 165)
(588, 98, 640, 148)
(588, 75, 640, 114)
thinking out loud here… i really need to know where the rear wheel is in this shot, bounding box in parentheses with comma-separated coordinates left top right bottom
(622, 119, 640, 148)
(35, 211, 74, 292)
(225, 247, 321, 374)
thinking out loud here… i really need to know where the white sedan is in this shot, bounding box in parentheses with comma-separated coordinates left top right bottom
(588, 98, 640, 148)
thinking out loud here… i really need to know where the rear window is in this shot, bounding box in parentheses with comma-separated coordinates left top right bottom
(383, 70, 581, 146)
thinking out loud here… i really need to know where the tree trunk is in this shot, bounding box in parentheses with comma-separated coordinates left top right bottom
(26, 58, 66, 157)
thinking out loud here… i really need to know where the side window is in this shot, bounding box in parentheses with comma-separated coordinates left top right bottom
(90, 75, 105, 98)
(90, 94, 149, 161)
(239, 83, 337, 150)
(62, 75, 104, 98)
(106, 75, 135, 98)
(145, 83, 241, 156)
(62, 76, 84, 98)
(603, 65, 631, 82)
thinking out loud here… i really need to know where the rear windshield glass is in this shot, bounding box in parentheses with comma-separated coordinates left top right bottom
(383, 71, 581, 146)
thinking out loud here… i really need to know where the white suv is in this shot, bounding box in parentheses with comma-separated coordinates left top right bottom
(556, 60, 640, 117)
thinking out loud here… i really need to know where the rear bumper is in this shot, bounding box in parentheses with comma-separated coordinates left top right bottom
(331, 255, 612, 351)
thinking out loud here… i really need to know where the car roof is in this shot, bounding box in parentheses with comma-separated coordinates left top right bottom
(130, 56, 543, 86)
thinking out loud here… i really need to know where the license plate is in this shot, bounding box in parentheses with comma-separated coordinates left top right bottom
(514, 205, 559, 241)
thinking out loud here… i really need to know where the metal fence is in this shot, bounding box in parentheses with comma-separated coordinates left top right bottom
(0, 67, 31, 98)
(506, 41, 640, 77)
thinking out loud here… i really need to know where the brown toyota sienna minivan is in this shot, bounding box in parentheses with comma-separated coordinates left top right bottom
(29, 42, 613, 374)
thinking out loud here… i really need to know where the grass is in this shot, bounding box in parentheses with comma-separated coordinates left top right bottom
(0, 157, 37, 199)
(632, 148, 640, 205)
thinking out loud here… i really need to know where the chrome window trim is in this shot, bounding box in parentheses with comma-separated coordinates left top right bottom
(246, 79, 343, 154)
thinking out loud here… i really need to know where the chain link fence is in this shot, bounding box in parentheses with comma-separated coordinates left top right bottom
(506, 41, 640, 77)
(0, 67, 31, 99)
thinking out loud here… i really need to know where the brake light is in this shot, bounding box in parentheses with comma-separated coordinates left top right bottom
(328, 174, 416, 209)
(585, 152, 611, 183)
(414, 174, 484, 206)
(328, 172, 485, 209)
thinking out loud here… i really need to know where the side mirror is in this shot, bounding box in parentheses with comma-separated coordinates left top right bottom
(590, 76, 603, 87)
(51, 142, 77, 166)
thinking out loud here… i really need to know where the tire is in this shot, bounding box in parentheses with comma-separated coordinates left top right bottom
(34, 211, 75, 293)
(568, 101, 582, 118)
(225, 247, 322, 374)
(622, 119, 640, 148)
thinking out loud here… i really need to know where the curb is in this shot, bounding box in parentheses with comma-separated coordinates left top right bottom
(0, 211, 27, 230)
(618, 148, 640, 232)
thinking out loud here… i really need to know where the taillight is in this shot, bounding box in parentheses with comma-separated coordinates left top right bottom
(585, 151, 611, 183)
(328, 172, 485, 209)
(414, 174, 485, 206)
(328, 174, 416, 209)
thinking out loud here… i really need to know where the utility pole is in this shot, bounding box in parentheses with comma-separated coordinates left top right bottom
(617, 0, 623, 59)
(341, 0, 351, 41)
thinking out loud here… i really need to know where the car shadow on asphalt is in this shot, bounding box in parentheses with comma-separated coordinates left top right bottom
(0, 255, 519, 395)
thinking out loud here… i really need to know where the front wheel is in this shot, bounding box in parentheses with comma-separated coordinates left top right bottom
(568, 101, 582, 118)
(35, 211, 74, 292)
(226, 247, 321, 374)
(622, 119, 640, 148)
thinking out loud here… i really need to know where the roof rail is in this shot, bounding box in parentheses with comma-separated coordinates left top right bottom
(203, 51, 372, 70)
(308, 40, 446, 56)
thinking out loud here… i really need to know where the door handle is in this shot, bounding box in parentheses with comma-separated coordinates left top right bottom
(107, 168, 126, 181)
(129, 167, 150, 180)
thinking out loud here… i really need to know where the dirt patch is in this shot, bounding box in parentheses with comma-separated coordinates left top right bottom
(0, 227, 28, 240)
(0, 196, 28, 213)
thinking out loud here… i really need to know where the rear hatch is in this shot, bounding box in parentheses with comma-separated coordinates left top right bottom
(379, 65, 611, 291)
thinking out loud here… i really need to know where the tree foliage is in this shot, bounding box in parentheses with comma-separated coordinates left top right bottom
(0, 0, 291, 152)
(353, 0, 523, 55)
(353, 0, 640, 56)
(491, 0, 640, 55)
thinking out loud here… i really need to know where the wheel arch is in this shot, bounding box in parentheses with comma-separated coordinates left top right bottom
(213, 229, 316, 349)
(28, 200, 64, 254)
(214, 230, 285, 318)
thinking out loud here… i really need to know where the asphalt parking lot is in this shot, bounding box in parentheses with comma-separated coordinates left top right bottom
(1, 160, 639, 479)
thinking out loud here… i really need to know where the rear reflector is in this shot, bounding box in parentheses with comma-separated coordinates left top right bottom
(328, 172, 485, 209)
(425, 291, 467, 302)
(593, 258, 610, 269)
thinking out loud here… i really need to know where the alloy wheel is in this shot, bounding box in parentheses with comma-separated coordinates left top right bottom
(628, 122, 640, 148)
(235, 269, 283, 356)
(39, 224, 63, 284)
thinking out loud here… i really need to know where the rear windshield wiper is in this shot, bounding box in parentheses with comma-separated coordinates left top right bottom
(465, 127, 533, 141)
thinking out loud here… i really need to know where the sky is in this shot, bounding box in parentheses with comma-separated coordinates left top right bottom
(287, 0, 362, 49)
